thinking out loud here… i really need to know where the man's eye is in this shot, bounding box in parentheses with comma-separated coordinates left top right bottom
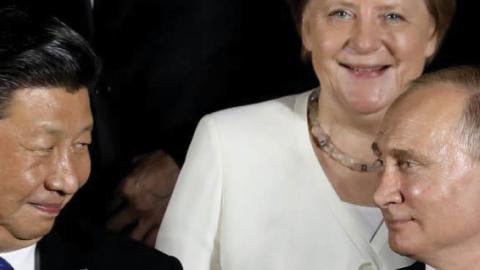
(329, 9, 352, 19)
(74, 142, 90, 152)
(371, 142, 381, 157)
(34, 146, 54, 152)
(397, 160, 415, 169)
(26, 146, 54, 155)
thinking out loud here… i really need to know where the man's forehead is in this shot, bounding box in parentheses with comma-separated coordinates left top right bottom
(378, 83, 468, 150)
(1, 87, 93, 136)
(386, 84, 467, 128)
(391, 83, 467, 115)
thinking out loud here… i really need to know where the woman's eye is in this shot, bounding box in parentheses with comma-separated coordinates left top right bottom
(329, 9, 352, 19)
(384, 12, 404, 23)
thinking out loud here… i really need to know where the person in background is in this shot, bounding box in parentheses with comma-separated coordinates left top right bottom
(156, 0, 455, 269)
(375, 66, 480, 270)
(0, 6, 182, 269)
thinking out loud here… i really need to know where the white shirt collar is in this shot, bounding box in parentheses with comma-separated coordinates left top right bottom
(0, 244, 36, 270)
(426, 264, 436, 270)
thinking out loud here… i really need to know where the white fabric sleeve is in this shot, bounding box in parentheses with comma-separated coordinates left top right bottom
(155, 115, 223, 270)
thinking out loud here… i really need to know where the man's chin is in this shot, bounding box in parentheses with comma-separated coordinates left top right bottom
(0, 225, 49, 252)
(11, 219, 54, 242)
(389, 237, 420, 258)
(392, 247, 414, 257)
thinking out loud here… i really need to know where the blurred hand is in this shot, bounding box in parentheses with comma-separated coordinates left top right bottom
(106, 150, 179, 246)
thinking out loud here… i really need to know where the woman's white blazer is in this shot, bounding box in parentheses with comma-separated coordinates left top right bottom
(156, 90, 414, 270)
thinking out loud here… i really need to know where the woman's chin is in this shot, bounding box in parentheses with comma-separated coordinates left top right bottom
(354, 105, 388, 115)
(343, 98, 391, 116)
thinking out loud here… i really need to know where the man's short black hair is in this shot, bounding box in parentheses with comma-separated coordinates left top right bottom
(0, 6, 100, 118)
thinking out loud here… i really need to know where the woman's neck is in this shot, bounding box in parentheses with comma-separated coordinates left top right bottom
(316, 90, 387, 160)
(308, 89, 388, 206)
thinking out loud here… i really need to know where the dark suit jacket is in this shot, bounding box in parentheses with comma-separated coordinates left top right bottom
(399, 262, 425, 270)
(37, 218, 182, 270)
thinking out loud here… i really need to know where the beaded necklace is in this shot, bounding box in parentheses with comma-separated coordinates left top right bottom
(307, 91, 383, 172)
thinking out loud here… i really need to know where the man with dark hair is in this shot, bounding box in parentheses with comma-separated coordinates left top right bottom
(0, 6, 182, 269)
(374, 66, 480, 270)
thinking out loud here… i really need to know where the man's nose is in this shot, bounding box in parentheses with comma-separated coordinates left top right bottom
(348, 17, 383, 54)
(374, 165, 403, 208)
(46, 152, 81, 195)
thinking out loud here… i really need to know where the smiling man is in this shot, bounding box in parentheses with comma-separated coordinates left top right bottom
(0, 87, 93, 248)
(374, 66, 480, 270)
(0, 6, 182, 270)
(0, 5, 97, 257)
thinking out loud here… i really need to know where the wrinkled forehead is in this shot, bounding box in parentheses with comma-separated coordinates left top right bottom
(379, 84, 468, 146)
(2, 87, 93, 137)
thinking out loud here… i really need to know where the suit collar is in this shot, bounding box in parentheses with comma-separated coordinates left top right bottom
(398, 261, 425, 270)
(37, 229, 90, 270)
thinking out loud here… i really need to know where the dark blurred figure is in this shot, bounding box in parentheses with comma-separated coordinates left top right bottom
(92, 0, 318, 164)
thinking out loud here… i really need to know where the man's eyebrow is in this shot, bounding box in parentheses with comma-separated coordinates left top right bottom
(390, 149, 411, 160)
(41, 123, 94, 136)
(390, 148, 429, 162)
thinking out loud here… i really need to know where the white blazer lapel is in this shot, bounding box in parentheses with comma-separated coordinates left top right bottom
(294, 90, 414, 270)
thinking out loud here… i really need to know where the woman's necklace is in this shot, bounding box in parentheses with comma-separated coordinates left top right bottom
(307, 91, 383, 173)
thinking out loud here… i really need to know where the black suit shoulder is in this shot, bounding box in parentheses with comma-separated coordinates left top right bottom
(398, 262, 425, 270)
(38, 219, 182, 270)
